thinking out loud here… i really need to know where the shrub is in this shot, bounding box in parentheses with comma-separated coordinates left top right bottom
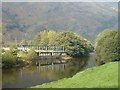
(94, 30, 120, 65)
(2, 51, 17, 68)
(23, 49, 37, 61)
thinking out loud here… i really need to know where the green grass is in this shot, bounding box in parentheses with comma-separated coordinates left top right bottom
(31, 62, 118, 88)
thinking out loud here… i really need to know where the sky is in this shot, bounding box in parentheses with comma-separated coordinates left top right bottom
(1, 0, 120, 2)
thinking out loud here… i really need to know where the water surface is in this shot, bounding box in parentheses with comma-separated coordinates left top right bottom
(2, 53, 95, 88)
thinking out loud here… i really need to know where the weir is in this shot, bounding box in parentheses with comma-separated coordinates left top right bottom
(16, 45, 66, 56)
(16, 45, 67, 66)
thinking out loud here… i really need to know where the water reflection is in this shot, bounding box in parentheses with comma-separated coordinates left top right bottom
(2, 69, 18, 85)
(2, 53, 95, 88)
(62, 57, 89, 78)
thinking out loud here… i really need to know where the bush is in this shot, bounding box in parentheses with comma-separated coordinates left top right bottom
(23, 49, 37, 61)
(2, 51, 17, 68)
(94, 30, 120, 65)
(9, 44, 17, 56)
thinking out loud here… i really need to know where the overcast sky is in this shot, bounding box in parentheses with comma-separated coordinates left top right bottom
(1, 0, 120, 2)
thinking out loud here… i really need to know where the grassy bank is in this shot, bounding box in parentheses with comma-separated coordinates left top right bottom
(31, 62, 118, 88)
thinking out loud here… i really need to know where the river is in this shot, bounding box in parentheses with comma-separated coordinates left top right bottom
(2, 53, 96, 88)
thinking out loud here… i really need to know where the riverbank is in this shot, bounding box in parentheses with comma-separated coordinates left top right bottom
(30, 62, 118, 88)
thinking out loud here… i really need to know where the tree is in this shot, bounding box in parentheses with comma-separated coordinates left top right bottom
(34, 31, 48, 47)
(94, 30, 119, 65)
(56, 32, 93, 57)
(34, 30, 58, 47)
(47, 30, 58, 46)
(20, 40, 28, 45)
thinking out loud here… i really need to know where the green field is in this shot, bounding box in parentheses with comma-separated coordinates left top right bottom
(31, 62, 118, 88)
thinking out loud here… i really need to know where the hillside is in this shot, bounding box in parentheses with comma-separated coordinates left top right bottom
(2, 2, 118, 44)
(30, 62, 118, 88)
